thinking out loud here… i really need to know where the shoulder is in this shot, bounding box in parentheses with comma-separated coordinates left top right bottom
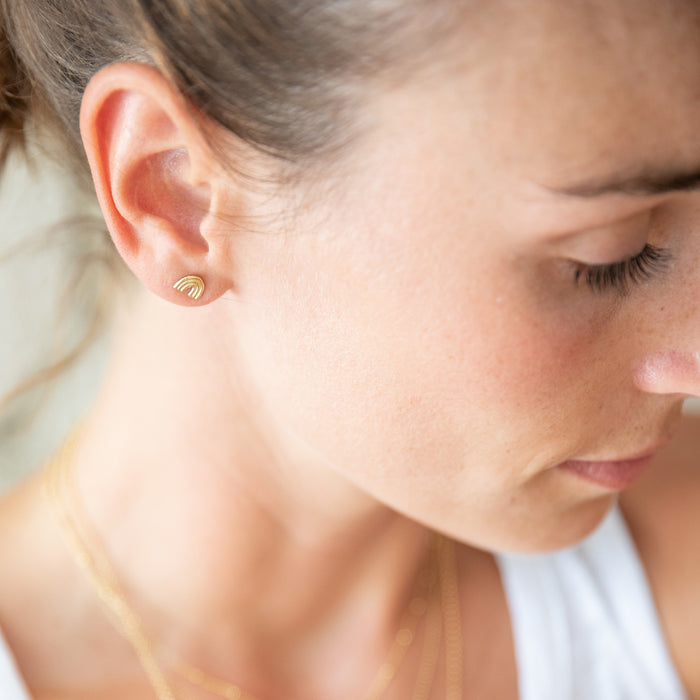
(0, 483, 29, 673)
(619, 410, 700, 699)
(0, 473, 57, 699)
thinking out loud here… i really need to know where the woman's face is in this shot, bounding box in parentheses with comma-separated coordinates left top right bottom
(227, 0, 700, 552)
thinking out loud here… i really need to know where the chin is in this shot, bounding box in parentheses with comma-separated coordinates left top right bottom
(513, 495, 618, 555)
(446, 494, 618, 556)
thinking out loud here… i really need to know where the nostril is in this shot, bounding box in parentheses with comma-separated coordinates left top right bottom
(635, 350, 700, 396)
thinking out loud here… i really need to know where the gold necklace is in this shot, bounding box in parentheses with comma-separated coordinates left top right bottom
(173, 543, 451, 700)
(43, 424, 463, 700)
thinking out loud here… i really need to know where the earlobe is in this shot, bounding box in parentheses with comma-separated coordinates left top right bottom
(79, 62, 234, 305)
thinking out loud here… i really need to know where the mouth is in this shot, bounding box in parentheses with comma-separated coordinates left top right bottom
(557, 440, 672, 491)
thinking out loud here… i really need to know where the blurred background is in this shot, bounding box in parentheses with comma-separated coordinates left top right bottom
(0, 152, 698, 493)
(0, 147, 113, 490)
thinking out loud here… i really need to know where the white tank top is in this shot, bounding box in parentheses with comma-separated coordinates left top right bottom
(0, 506, 689, 699)
(496, 505, 688, 700)
(0, 635, 29, 700)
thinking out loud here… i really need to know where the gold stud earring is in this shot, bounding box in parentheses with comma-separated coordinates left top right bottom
(173, 275, 205, 300)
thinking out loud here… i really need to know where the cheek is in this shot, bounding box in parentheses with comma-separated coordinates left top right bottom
(235, 260, 617, 551)
(235, 218, 598, 487)
(456, 297, 622, 468)
(230, 199, 628, 552)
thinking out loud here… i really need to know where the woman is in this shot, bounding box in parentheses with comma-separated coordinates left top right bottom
(0, 1, 698, 698)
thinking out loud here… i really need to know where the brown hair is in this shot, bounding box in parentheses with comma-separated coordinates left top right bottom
(1, 1, 457, 178)
(0, 0, 457, 444)
(0, 14, 29, 168)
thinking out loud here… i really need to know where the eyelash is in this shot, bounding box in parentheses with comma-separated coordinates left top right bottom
(573, 244, 671, 293)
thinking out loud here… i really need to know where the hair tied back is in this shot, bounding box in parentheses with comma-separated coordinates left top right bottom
(0, 8, 31, 169)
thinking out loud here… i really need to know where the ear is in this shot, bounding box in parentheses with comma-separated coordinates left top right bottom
(80, 62, 236, 305)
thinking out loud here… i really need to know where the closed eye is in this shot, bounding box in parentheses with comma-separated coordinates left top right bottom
(574, 244, 671, 294)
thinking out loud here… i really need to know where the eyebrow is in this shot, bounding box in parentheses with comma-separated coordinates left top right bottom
(551, 166, 700, 198)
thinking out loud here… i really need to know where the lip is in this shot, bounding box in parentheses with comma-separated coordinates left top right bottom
(558, 445, 665, 491)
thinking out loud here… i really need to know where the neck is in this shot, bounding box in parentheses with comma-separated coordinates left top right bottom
(59, 288, 434, 696)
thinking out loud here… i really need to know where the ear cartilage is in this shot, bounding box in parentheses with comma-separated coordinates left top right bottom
(173, 275, 205, 300)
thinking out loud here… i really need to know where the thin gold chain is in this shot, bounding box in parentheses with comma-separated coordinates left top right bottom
(173, 555, 437, 700)
(43, 426, 178, 700)
(42, 424, 463, 700)
(411, 555, 443, 700)
(439, 537, 464, 700)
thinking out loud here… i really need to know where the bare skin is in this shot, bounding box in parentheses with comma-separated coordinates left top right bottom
(0, 0, 699, 698)
(1, 417, 698, 699)
(620, 413, 700, 699)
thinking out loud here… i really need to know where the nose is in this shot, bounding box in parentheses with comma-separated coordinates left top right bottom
(631, 203, 700, 398)
(634, 350, 700, 398)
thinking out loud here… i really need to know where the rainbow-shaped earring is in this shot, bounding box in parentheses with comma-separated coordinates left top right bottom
(173, 275, 205, 300)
